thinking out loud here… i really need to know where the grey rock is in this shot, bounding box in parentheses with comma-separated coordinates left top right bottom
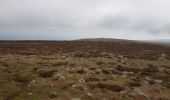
(154, 79, 163, 84)
(133, 87, 151, 100)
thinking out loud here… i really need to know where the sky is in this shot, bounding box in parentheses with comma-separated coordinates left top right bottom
(0, 0, 170, 40)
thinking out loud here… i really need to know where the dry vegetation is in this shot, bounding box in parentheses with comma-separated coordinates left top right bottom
(0, 40, 170, 100)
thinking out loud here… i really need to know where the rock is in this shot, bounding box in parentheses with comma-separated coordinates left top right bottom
(164, 69, 170, 75)
(52, 73, 66, 80)
(96, 61, 104, 65)
(119, 91, 127, 94)
(116, 65, 140, 73)
(97, 83, 125, 92)
(30, 80, 36, 84)
(84, 76, 100, 82)
(52, 61, 68, 66)
(86, 92, 93, 97)
(0, 61, 9, 67)
(112, 75, 117, 79)
(88, 67, 96, 70)
(133, 87, 151, 100)
(73, 51, 89, 58)
(79, 78, 86, 84)
(101, 69, 110, 74)
(72, 84, 77, 88)
(28, 92, 33, 96)
(145, 77, 155, 84)
(122, 74, 127, 78)
(76, 69, 85, 74)
(145, 77, 162, 84)
(141, 65, 159, 75)
(145, 77, 152, 81)
(128, 81, 141, 87)
(70, 98, 81, 100)
(12, 73, 33, 83)
(37, 69, 56, 78)
(110, 68, 120, 74)
(122, 71, 134, 75)
(94, 69, 102, 74)
(48, 91, 57, 98)
(154, 79, 163, 84)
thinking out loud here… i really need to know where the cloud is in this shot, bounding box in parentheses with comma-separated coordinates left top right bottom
(0, 0, 170, 40)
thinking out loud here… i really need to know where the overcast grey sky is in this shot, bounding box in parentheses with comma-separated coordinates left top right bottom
(0, 0, 170, 40)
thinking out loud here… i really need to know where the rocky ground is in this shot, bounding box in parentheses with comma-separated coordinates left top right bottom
(0, 41, 170, 100)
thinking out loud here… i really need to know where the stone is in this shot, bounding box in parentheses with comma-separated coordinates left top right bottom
(28, 92, 33, 96)
(154, 79, 163, 84)
(86, 92, 93, 97)
(133, 87, 151, 100)
(145, 77, 152, 81)
(122, 71, 134, 75)
(79, 78, 86, 84)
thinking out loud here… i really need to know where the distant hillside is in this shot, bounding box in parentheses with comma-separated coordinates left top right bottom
(145, 39, 170, 45)
(75, 38, 138, 43)
(75, 38, 170, 45)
